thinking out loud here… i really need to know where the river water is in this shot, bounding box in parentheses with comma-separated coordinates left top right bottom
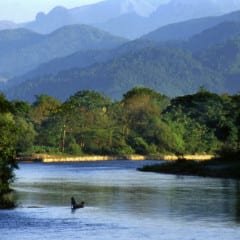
(1, 160, 240, 240)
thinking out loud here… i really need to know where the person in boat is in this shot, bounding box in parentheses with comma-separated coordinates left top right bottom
(71, 197, 84, 209)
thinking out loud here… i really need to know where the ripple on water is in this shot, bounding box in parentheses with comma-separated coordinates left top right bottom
(3, 162, 240, 240)
(0, 207, 130, 240)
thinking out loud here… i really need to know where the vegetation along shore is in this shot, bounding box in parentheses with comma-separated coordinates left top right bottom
(0, 87, 239, 208)
(139, 149, 240, 180)
(17, 154, 214, 163)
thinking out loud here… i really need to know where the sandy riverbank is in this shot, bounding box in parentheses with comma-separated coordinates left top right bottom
(17, 154, 215, 163)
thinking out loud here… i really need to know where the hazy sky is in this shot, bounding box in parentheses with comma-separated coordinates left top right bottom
(0, 0, 103, 23)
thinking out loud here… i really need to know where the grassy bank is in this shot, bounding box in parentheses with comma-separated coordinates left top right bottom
(138, 155, 240, 180)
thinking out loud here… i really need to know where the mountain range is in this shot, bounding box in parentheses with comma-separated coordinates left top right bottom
(1, 0, 240, 101)
(5, 19, 240, 102)
(5, 46, 224, 102)
(0, 25, 126, 81)
(18, 0, 164, 38)
(1, 0, 240, 39)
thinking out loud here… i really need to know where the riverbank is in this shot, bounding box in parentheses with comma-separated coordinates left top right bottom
(17, 154, 215, 163)
(138, 158, 240, 180)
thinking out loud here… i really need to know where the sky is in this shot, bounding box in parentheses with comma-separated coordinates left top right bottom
(0, 0, 103, 23)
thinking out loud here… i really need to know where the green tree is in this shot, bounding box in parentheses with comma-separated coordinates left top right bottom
(12, 101, 36, 153)
(164, 90, 233, 154)
(0, 94, 18, 209)
(38, 90, 116, 154)
(121, 87, 170, 154)
(30, 94, 61, 125)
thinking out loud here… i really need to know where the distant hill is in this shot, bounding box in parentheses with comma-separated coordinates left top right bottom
(95, 13, 148, 40)
(10, 20, 240, 88)
(5, 47, 224, 102)
(7, 39, 159, 88)
(23, 0, 161, 37)
(1, 0, 238, 39)
(142, 10, 240, 42)
(3, 4, 240, 101)
(0, 21, 18, 30)
(0, 28, 43, 54)
(0, 24, 126, 81)
(6, 49, 111, 88)
(6, 20, 240, 101)
(187, 21, 240, 51)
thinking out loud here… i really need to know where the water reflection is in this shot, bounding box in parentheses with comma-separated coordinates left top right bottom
(1, 161, 239, 240)
(234, 181, 240, 223)
(13, 162, 240, 224)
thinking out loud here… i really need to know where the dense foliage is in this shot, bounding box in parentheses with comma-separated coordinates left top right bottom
(1, 87, 240, 207)
(0, 95, 18, 208)
(4, 87, 239, 157)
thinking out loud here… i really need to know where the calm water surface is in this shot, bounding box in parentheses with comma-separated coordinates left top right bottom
(1, 160, 240, 240)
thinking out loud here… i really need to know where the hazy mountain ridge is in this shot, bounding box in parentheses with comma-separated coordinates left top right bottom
(6, 39, 162, 88)
(23, 0, 162, 36)
(1, 1, 240, 101)
(6, 46, 224, 102)
(24, 0, 240, 39)
(0, 21, 18, 30)
(9, 20, 240, 88)
(142, 10, 240, 42)
(0, 28, 43, 54)
(0, 24, 126, 81)
(187, 21, 240, 51)
(1, 0, 240, 39)
(5, 19, 240, 102)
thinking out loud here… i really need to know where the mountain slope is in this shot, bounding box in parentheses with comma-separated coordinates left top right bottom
(5, 47, 224, 102)
(7, 39, 159, 88)
(0, 28, 43, 54)
(7, 19, 240, 98)
(187, 21, 240, 51)
(0, 24, 126, 80)
(142, 10, 240, 42)
(0, 21, 18, 30)
(95, 13, 148, 40)
(196, 38, 240, 92)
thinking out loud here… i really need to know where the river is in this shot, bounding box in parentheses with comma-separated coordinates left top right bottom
(1, 160, 240, 240)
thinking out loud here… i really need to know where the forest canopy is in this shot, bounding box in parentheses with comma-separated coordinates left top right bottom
(2, 86, 239, 157)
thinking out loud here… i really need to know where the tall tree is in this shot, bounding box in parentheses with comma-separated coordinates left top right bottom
(121, 87, 170, 154)
(0, 94, 18, 209)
